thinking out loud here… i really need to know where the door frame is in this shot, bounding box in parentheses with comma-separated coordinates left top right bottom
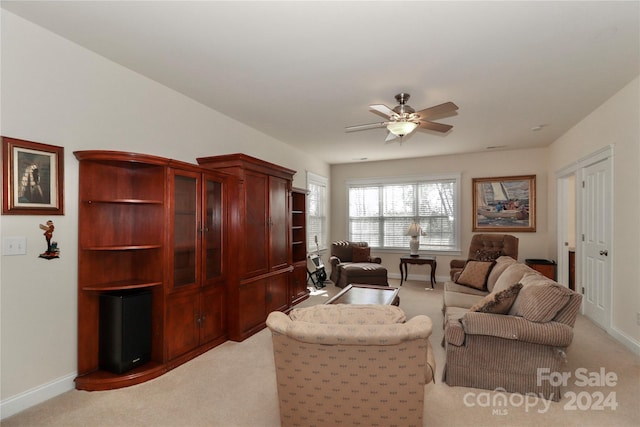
(556, 145, 613, 328)
(555, 168, 575, 289)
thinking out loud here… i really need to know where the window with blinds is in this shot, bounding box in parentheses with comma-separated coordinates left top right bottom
(307, 172, 328, 252)
(347, 174, 460, 252)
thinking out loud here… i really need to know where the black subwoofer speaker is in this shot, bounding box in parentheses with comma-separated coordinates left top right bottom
(99, 289, 152, 374)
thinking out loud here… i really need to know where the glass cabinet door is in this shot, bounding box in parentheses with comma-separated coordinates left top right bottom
(173, 173, 198, 288)
(204, 176, 223, 285)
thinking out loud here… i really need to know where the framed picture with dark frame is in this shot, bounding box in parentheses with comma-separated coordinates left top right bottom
(472, 175, 535, 232)
(2, 136, 64, 215)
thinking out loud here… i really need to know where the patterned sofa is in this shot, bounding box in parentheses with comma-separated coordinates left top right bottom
(267, 304, 435, 427)
(442, 256, 582, 401)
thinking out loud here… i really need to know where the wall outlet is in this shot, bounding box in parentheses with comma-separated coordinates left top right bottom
(3, 237, 27, 255)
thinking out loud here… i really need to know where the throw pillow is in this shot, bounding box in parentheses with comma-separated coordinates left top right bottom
(492, 263, 532, 294)
(470, 283, 523, 314)
(486, 256, 517, 292)
(351, 245, 371, 263)
(455, 260, 495, 290)
(509, 284, 572, 322)
(474, 248, 503, 262)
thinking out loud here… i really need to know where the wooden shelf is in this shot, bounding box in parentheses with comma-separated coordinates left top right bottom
(75, 151, 168, 391)
(83, 199, 163, 205)
(75, 361, 166, 391)
(83, 244, 162, 251)
(74, 150, 230, 391)
(81, 281, 163, 292)
(290, 188, 310, 305)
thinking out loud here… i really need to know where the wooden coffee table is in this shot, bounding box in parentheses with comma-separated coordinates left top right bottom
(325, 284, 400, 306)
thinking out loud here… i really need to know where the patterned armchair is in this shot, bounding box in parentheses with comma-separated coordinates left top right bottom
(266, 304, 436, 427)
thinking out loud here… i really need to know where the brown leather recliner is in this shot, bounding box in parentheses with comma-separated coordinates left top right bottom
(329, 241, 388, 288)
(449, 234, 519, 280)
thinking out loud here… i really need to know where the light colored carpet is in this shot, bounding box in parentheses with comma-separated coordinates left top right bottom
(3, 279, 639, 426)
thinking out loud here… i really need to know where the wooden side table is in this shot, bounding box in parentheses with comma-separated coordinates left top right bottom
(399, 256, 437, 288)
(525, 259, 557, 281)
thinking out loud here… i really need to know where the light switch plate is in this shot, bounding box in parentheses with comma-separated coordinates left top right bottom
(3, 237, 27, 255)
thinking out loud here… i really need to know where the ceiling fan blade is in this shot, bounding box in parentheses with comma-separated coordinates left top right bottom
(419, 120, 453, 132)
(345, 122, 387, 132)
(369, 104, 396, 118)
(415, 102, 458, 119)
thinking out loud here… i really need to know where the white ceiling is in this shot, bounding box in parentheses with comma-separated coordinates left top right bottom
(3, 1, 639, 165)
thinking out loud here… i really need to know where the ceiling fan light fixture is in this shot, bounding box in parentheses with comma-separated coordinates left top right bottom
(345, 93, 458, 141)
(387, 121, 418, 136)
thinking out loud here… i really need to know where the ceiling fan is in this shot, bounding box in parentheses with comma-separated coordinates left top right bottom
(345, 93, 458, 142)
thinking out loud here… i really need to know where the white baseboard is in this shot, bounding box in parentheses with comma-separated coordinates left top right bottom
(0, 372, 76, 420)
(388, 272, 447, 285)
(609, 326, 640, 355)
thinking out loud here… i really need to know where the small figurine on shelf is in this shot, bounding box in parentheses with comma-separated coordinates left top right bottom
(39, 220, 60, 259)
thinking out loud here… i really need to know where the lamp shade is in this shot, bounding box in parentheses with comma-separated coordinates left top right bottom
(405, 222, 422, 237)
(387, 121, 418, 136)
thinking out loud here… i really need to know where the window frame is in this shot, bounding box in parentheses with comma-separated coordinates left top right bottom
(346, 173, 461, 253)
(306, 171, 328, 253)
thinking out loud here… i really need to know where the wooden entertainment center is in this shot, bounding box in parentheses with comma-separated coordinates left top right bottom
(74, 151, 309, 390)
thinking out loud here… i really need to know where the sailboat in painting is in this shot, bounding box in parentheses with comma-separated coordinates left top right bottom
(476, 181, 529, 220)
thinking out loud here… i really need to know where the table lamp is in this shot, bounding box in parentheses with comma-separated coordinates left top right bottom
(405, 221, 423, 257)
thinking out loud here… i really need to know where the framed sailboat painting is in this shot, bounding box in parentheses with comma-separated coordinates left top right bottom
(472, 175, 536, 232)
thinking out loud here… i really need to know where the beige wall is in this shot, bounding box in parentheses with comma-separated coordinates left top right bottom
(0, 11, 329, 412)
(547, 76, 640, 347)
(331, 147, 550, 281)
